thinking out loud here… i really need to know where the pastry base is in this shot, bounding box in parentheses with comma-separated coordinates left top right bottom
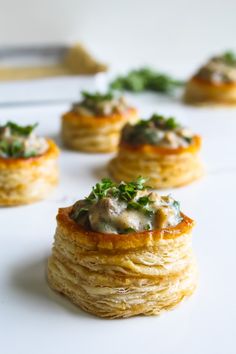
(0, 139, 59, 206)
(47, 207, 197, 319)
(184, 77, 236, 105)
(108, 137, 203, 189)
(61, 108, 138, 153)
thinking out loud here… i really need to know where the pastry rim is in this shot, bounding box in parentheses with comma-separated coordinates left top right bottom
(119, 135, 201, 155)
(62, 107, 138, 126)
(0, 139, 59, 169)
(57, 206, 195, 251)
(190, 75, 236, 89)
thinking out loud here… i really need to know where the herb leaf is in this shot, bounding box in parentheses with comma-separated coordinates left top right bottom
(110, 67, 185, 94)
(222, 51, 236, 66)
(86, 178, 115, 202)
(85, 177, 148, 204)
(165, 117, 180, 129)
(5, 122, 38, 136)
(122, 114, 181, 146)
(0, 122, 41, 158)
(81, 91, 114, 102)
(144, 224, 151, 231)
(123, 227, 136, 234)
(0, 139, 24, 157)
(173, 200, 181, 213)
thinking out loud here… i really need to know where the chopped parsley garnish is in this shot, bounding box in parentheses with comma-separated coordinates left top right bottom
(73, 91, 128, 116)
(86, 178, 115, 202)
(81, 91, 114, 102)
(71, 177, 154, 223)
(222, 51, 236, 66)
(0, 121, 41, 158)
(165, 117, 180, 129)
(115, 177, 147, 201)
(173, 200, 180, 211)
(121, 114, 181, 146)
(123, 227, 136, 234)
(135, 114, 179, 130)
(70, 177, 183, 234)
(144, 224, 151, 231)
(86, 176, 148, 204)
(0, 139, 24, 157)
(127, 196, 154, 216)
(4, 122, 38, 136)
(110, 67, 184, 94)
(150, 114, 180, 130)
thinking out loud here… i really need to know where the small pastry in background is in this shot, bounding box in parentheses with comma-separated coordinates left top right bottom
(61, 91, 138, 153)
(47, 177, 197, 319)
(0, 122, 59, 206)
(109, 114, 203, 189)
(184, 51, 236, 105)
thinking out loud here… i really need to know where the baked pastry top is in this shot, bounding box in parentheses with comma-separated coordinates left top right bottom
(70, 177, 184, 235)
(61, 91, 138, 153)
(108, 114, 202, 188)
(0, 121, 48, 159)
(184, 51, 236, 104)
(192, 51, 236, 85)
(120, 113, 196, 150)
(71, 91, 131, 117)
(0, 121, 59, 205)
(48, 178, 197, 318)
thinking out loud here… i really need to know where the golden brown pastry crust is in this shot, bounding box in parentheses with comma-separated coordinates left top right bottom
(61, 108, 138, 153)
(47, 207, 197, 318)
(0, 139, 59, 206)
(109, 136, 203, 189)
(184, 76, 236, 105)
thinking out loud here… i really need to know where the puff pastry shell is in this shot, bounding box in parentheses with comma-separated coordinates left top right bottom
(47, 207, 197, 318)
(61, 108, 138, 153)
(0, 139, 59, 206)
(109, 136, 203, 189)
(184, 77, 236, 105)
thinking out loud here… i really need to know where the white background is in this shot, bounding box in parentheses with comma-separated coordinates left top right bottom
(1, 92, 236, 354)
(0, 0, 236, 73)
(1, 1, 236, 354)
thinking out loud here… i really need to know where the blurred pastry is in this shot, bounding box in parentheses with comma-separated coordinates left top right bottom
(47, 177, 197, 319)
(0, 122, 59, 205)
(61, 91, 138, 153)
(109, 114, 203, 189)
(184, 51, 236, 104)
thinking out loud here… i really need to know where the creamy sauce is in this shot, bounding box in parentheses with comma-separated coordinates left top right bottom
(0, 124, 48, 158)
(121, 115, 193, 149)
(72, 94, 129, 117)
(70, 188, 182, 234)
(195, 55, 236, 84)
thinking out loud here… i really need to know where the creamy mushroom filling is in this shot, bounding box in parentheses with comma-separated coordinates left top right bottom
(72, 91, 130, 116)
(195, 51, 236, 84)
(121, 114, 193, 148)
(70, 178, 183, 234)
(0, 122, 48, 158)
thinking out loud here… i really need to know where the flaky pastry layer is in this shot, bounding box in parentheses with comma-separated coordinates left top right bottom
(47, 207, 197, 318)
(0, 139, 59, 205)
(184, 77, 236, 105)
(109, 136, 203, 189)
(61, 108, 138, 152)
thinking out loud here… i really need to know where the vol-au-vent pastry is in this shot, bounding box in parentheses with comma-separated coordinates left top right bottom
(0, 121, 59, 206)
(184, 51, 236, 104)
(47, 177, 198, 319)
(61, 91, 138, 152)
(109, 114, 203, 189)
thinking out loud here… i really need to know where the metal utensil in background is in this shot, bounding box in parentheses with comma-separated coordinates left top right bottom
(0, 43, 108, 106)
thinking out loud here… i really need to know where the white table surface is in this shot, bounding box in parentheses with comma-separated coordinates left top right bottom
(1, 87, 236, 354)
